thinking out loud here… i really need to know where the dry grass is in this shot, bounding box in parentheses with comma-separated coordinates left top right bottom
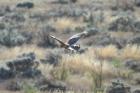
(110, 31, 134, 38)
(0, 44, 46, 61)
(60, 52, 114, 77)
(66, 75, 93, 91)
(53, 18, 85, 31)
(0, 0, 19, 5)
(92, 44, 140, 60)
(121, 44, 140, 60)
(93, 45, 118, 59)
(38, 63, 54, 79)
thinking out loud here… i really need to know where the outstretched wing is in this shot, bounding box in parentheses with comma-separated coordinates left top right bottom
(67, 31, 88, 46)
(49, 35, 67, 47)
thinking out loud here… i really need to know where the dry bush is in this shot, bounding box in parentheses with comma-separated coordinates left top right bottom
(0, 0, 19, 5)
(35, 30, 58, 48)
(66, 75, 93, 91)
(91, 44, 140, 60)
(93, 45, 118, 60)
(46, 52, 115, 92)
(59, 53, 115, 78)
(110, 0, 134, 11)
(38, 63, 54, 79)
(53, 18, 84, 31)
(109, 31, 134, 39)
(121, 44, 140, 60)
(0, 45, 46, 61)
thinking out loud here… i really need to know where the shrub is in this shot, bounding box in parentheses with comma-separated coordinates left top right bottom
(0, 30, 27, 47)
(110, 0, 134, 11)
(0, 23, 5, 30)
(43, 49, 64, 65)
(16, 2, 34, 9)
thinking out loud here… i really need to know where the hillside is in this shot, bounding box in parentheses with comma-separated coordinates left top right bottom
(0, 0, 140, 93)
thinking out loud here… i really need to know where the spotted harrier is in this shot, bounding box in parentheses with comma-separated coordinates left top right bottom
(49, 31, 88, 52)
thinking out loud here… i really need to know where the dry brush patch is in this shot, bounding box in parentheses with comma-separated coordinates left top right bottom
(121, 44, 140, 60)
(91, 44, 140, 60)
(59, 52, 115, 79)
(0, 45, 46, 61)
(93, 45, 118, 60)
(53, 17, 85, 31)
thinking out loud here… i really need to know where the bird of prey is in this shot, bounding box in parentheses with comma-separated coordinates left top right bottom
(49, 31, 88, 52)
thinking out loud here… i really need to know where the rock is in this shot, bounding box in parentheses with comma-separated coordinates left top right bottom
(106, 80, 131, 93)
(16, 2, 34, 9)
(125, 59, 140, 72)
(135, 0, 140, 7)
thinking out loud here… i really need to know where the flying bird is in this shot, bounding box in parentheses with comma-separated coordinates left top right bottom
(49, 31, 88, 52)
